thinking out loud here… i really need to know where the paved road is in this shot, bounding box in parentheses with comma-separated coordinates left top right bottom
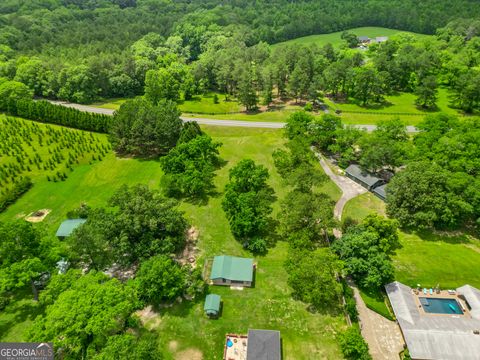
(48, 100, 418, 132)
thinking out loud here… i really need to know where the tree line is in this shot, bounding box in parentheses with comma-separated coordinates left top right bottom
(0, 79, 111, 132)
(0, 2, 480, 103)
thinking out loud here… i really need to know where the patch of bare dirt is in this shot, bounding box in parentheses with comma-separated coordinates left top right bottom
(104, 263, 137, 281)
(168, 341, 179, 352)
(177, 226, 200, 267)
(25, 209, 51, 222)
(175, 349, 203, 360)
(135, 305, 161, 330)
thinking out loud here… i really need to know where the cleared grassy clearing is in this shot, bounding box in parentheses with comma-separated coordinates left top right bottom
(272, 27, 430, 48)
(179, 92, 242, 114)
(0, 124, 346, 359)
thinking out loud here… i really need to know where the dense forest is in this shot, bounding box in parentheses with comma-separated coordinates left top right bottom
(1, 0, 480, 104)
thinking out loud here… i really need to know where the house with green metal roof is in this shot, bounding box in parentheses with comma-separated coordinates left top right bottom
(210, 255, 254, 287)
(204, 294, 221, 317)
(56, 219, 87, 238)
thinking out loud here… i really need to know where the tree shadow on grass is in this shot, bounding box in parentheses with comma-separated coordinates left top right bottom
(0, 290, 44, 340)
(404, 229, 472, 245)
(154, 296, 200, 318)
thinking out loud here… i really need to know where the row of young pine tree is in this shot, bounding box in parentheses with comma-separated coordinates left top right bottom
(1, 99, 111, 133)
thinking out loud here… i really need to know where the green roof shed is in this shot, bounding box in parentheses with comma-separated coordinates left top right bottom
(210, 255, 254, 282)
(204, 294, 221, 316)
(56, 219, 87, 238)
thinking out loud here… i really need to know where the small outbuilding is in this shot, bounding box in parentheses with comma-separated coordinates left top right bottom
(210, 255, 254, 287)
(345, 164, 384, 190)
(246, 329, 281, 360)
(204, 294, 221, 317)
(375, 36, 389, 43)
(55, 218, 87, 238)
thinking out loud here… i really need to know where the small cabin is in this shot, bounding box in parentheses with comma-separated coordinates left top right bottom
(210, 255, 254, 287)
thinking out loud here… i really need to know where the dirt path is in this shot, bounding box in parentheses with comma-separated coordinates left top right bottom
(312, 149, 367, 220)
(351, 285, 405, 360)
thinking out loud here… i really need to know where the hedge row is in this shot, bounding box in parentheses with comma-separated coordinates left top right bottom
(0, 177, 33, 213)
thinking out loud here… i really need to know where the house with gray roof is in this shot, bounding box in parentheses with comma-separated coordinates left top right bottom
(247, 329, 281, 360)
(385, 281, 480, 360)
(345, 164, 384, 190)
(210, 255, 254, 287)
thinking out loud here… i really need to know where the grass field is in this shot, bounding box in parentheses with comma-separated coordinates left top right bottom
(325, 88, 459, 125)
(342, 193, 480, 291)
(0, 123, 346, 359)
(271, 27, 430, 49)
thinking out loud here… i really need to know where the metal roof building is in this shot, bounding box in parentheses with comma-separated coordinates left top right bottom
(204, 294, 221, 317)
(55, 218, 87, 237)
(372, 184, 387, 201)
(247, 329, 281, 360)
(385, 281, 480, 360)
(345, 164, 384, 190)
(210, 255, 254, 287)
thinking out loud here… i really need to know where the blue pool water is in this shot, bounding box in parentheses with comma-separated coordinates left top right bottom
(226, 339, 233, 348)
(419, 297, 462, 314)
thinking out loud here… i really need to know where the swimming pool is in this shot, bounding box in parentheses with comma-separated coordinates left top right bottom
(419, 297, 463, 314)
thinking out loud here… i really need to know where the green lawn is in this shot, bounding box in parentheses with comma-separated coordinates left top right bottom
(0, 125, 346, 359)
(0, 289, 43, 342)
(91, 98, 128, 110)
(179, 92, 242, 114)
(272, 27, 430, 49)
(342, 193, 386, 222)
(358, 289, 394, 321)
(393, 231, 480, 289)
(325, 88, 459, 125)
(342, 193, 480, 291)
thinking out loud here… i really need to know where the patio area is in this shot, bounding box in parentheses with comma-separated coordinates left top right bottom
(223, 334, 248, 360)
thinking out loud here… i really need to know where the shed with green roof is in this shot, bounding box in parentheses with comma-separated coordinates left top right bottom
(56, 219, 87, 238)
(204, 294, 221, 317)
(210, 255, 254, 287)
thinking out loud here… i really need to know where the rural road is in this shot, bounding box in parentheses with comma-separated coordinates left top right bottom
(48, 100, 418, 132)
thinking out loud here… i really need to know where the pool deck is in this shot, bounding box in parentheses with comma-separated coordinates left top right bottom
(386, 281, 480, 360)
(223, 334, 248, 360)
(411, 289, 471, 317)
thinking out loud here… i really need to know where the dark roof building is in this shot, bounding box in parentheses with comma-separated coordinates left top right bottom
(247, 329, 281, 360)
(345, 164, 384, 190)
(55, 219, 87, 238)
(372, 184, 387, 201)
(358, 36, 370, 42)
